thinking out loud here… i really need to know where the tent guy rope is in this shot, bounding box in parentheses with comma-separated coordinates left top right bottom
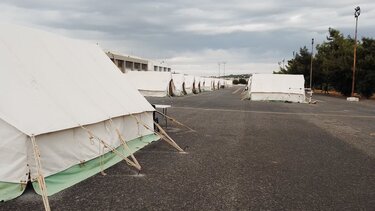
(154, 110, 196, 132)
(80, 126, 141, 171)
(108, 118, 142, 170)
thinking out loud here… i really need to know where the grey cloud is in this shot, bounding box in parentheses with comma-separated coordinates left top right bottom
(0, 0, 374, 74)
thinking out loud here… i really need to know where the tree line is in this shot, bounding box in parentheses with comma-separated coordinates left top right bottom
(275, 28, 375, 98)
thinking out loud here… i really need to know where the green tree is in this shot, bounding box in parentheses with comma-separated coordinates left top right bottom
(274, 46, 315, 87)
(357, 37, 375, 98)
(315, 28, 354, 96)
(277, 27, 375, 98)
(238, 78, 247, 84)
(232, 79, 239, 85)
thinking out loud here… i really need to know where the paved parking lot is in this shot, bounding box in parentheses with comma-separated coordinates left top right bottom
(2, 87, 374, 210)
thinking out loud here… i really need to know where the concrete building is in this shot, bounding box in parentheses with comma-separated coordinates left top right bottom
(106, 51, 171, 73)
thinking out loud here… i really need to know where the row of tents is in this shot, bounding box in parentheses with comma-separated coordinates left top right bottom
(124, 71, 233, 97)
(0, 24, 185, 209)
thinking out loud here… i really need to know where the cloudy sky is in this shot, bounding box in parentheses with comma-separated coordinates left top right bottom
(1, 0, 374, 76)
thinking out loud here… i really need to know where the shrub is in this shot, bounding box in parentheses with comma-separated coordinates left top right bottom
(239, 78, 247, 84)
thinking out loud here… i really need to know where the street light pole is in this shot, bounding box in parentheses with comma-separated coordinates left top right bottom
(310, 38, 314, 89)
(223, 62, 226, 77)
(218, 62, 221, 77)
(351, 6, 361, 97)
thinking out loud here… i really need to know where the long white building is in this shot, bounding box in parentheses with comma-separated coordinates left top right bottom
(106, 51, 171, 73)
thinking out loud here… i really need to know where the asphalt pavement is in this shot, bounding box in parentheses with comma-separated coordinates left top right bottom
(1, 86, 374, 210)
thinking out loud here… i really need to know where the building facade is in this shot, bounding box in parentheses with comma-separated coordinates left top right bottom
(106, 51, 171, 73)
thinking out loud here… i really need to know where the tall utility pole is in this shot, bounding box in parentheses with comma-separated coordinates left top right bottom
(223, 62, 226, 77)
(218, 62, 221, 77)
(310, 38, 314, 89)
(351, 6, 361, 97)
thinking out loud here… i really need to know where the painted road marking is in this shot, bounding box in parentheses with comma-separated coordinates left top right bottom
(172, 106, 375, 119)
(232, 88, 242, 94)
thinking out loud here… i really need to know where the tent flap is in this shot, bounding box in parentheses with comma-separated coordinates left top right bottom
(0, 182, 25, 202)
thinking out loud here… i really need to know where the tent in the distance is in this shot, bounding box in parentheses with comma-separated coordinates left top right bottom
(202, 78, 213, 91)
(0, 24, 183, 206)
(184, 75, 196, 94)
(219, 79, 225, 88)
(215, 79, 220, 90)
(225, 79, 233, 88)
(172, 73, 186, 96)
(195, 76, 202, 93)
(246, 74, 306, 103)
(124, 71, 176, 97)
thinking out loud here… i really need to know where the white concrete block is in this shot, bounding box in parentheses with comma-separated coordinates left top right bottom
(346, 97, 359, 102)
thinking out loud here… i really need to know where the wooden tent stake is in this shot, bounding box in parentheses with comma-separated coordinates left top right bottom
(108, 119, 142, 170)
(154, 122, 184, 152)
(114, 127, 142, 170)
(31, 136, 51, 211)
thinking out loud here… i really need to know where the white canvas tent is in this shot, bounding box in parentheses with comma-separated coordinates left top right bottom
(184, 75, 196, 94)
(0, 24, 183, 204)
(211, 79, 217, 90)
(246, 74, 306, 103)
(225, 79, 233, 87)
(219, 79, 225, 88)
(195, 76, 202, 93)
(199, 77, 207, 92)
(214, 79, 220, 90)
(202, 78, 213, 91)
(124, 71, 176, 97)
(172, 73, 187, 96)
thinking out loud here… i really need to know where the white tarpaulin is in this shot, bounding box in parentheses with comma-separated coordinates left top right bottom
(214, 79, 220, 90)
(195, 76, 202, 93)
(247, 74, 306, 103)
(125, 71, 175, 97)
(172, 73, 186, 96)
(0, 24, 158, 201)
(184, 75, 196, 94)
(201, 78, 212, 91)
(225, 79, 233, 87)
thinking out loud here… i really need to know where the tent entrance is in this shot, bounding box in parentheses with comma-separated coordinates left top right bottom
(168, 79, 175, 96)
(182, 82, 187, 95)
(192, 82, 198, 94)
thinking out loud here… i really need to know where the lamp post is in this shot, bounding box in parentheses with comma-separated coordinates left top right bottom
(223, 62, 226, 77)
(351, 6, 360, 97)
(218, 62, 221, 77)
(310, 38, 314, 89)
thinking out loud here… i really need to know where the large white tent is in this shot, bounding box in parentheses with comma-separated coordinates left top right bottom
(171, 73, 186, 96)
(246, 74, 306, 103)
(225, 79, 233, 87)
(184, 75, 196, 94)
(214, 79, 220, 90)
(0, 24, 163, 203)
(202, 78, 213, 91)
(124, 71, 176, 97)
(195, 76, 202, 93)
